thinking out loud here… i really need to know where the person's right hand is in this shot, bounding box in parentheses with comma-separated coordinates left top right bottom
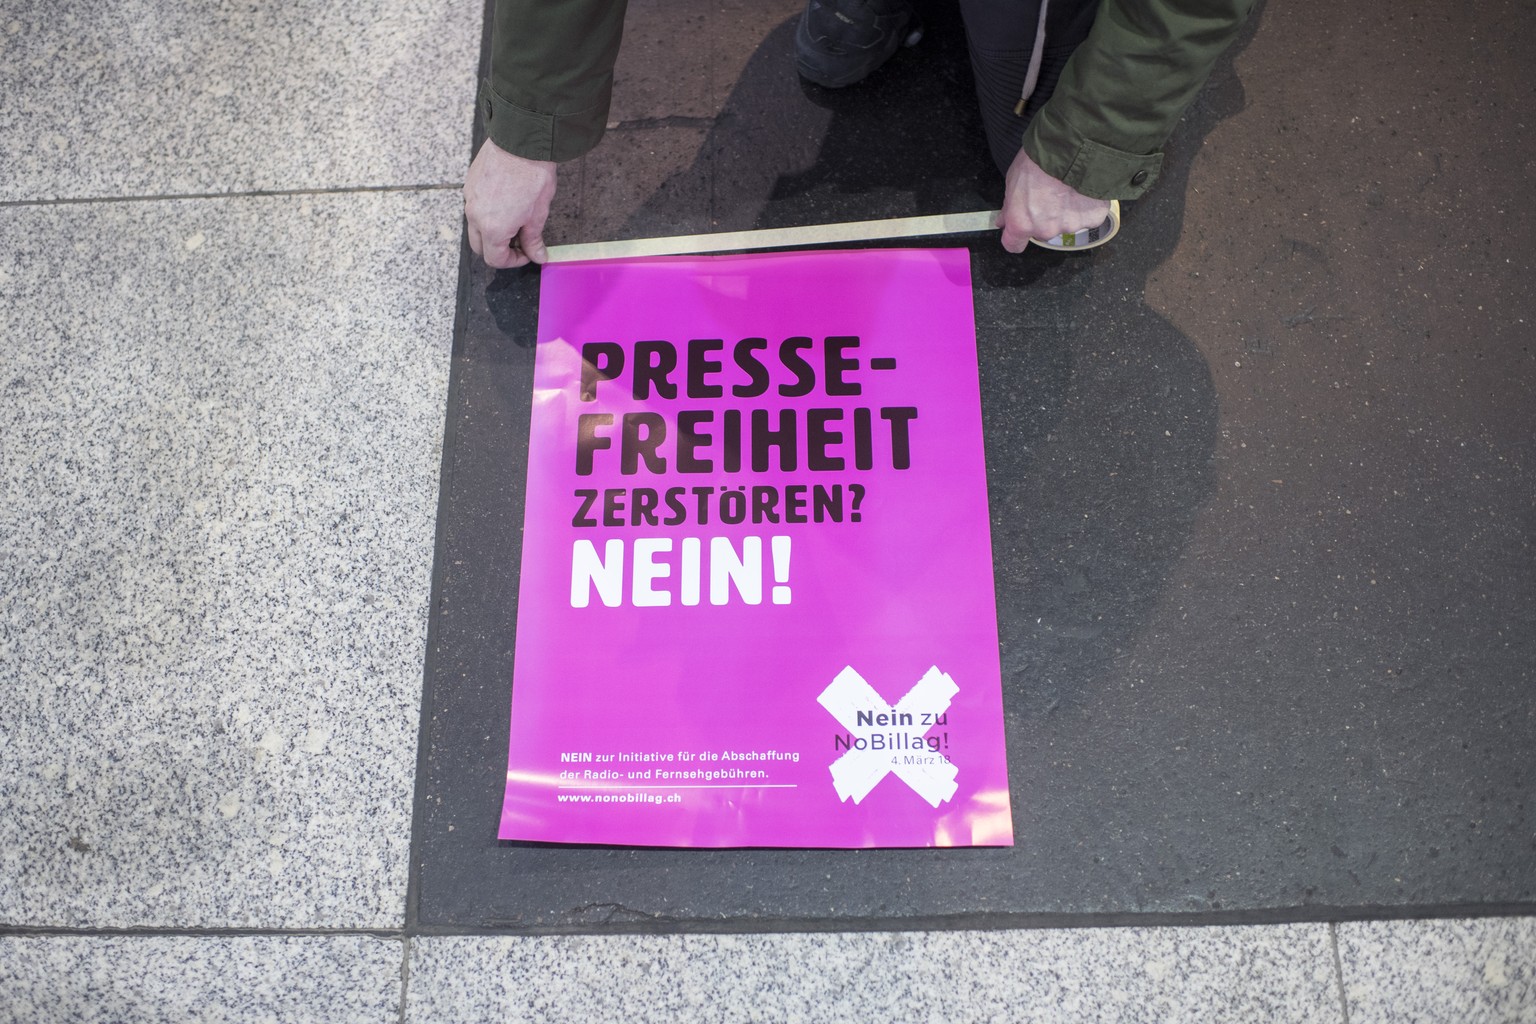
(464, 138, 558, 269)
(998, 146, 1111, 253)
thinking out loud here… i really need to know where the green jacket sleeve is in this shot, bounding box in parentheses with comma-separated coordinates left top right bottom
(1023, 0, 1257, 200)
(480, 0, 629, 163)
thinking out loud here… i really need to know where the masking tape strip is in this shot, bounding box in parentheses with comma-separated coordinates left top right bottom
(543, 201, 1118, 262)
(545, 210, 999, 263)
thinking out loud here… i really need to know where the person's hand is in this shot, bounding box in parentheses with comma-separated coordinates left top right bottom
(464, 138, 558, 268)
(998, 147, 1112, 253)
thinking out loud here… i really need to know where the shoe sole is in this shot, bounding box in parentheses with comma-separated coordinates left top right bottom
(794, 12, 922, 88)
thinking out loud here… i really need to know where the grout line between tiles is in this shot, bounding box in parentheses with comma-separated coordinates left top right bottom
(403, 227, 473, 933)
(0, 183, 462, 210)
(405, 0, 494, 938)
(9, 911, 1532, 943)
(398, 933, 413, 1024)
(1330, 922, 1353, 1024)
(608, 115, 717, 131)
(0, 925, 404, 940)
(406, 905, 1536, 936)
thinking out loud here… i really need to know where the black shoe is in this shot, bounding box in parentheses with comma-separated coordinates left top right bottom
(795, 0, 923, 89)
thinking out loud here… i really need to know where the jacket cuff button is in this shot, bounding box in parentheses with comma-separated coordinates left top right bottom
(1130, 170, 1148, 186)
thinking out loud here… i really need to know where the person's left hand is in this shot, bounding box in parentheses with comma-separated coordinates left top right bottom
(998, 147, 1112, 252)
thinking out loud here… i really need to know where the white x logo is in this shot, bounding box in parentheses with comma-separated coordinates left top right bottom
(817, 665, 960, 807)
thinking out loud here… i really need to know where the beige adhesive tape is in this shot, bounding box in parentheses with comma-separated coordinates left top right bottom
(1031, 199, 1121, 251)
(543, 201, 1119, 263)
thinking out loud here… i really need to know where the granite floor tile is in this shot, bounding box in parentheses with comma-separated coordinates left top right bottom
(0, 190, 459, 928)
(405, 925, 1342, 1023)
(0, 0, 479, 202)
(1338, 918, 1536, 1023)
(0, 934, 403, 1024)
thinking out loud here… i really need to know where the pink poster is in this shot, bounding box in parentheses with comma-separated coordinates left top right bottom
(501, 248, 1012, 848)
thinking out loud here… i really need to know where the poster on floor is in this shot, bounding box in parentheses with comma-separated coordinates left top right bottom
(500, 247, 1012, 848)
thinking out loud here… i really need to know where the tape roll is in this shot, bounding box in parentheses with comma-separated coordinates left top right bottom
(1029, 199, 1121, 251)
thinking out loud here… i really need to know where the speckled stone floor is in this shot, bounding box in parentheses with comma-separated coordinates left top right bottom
(2, 0, 1532, 1021)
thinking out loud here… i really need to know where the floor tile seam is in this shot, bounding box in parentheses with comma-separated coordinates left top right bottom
(0, 925, 405, 940)
(397, 933, 413, 1024)
(402, 0, 487, 937)
(607, 115, 718, 131)
(404, 232, 475, 936)
(1329, 922, 1354, 1024)
(405, 905, 1536, 937)
(0, 183, 462, 209)
(405, 921, 1326, 940)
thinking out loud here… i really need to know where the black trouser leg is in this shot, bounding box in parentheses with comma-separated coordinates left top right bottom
(958, 0, 1101, 174)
